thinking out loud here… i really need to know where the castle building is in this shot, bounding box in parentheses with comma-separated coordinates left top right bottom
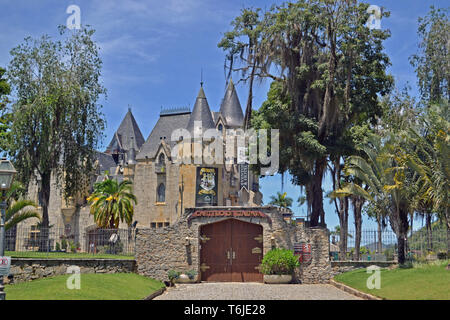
(10, 80, 332, 284)
(17, 80, 262, 243)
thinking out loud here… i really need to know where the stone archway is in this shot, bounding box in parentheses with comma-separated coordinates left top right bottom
(199, 218, 263, 282)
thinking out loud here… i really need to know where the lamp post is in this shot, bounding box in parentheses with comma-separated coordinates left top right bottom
(0, 157, 17, 300)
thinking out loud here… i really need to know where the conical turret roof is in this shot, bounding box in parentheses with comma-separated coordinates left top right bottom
(219, 79, 244, 128)
(106, 108, 145, 153)
(186, 87, 215, 135)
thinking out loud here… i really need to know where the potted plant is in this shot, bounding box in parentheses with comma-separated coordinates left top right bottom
(260, 248, 299, 284)
(167, 270, 180, 286)
(177, 270, 198, 283)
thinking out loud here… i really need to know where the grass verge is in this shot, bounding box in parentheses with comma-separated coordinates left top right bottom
(5, 273, 164, 300)
(334, 260, 450, 300)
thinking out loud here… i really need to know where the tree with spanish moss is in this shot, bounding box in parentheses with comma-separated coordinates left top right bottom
(220, 0, 393, 227)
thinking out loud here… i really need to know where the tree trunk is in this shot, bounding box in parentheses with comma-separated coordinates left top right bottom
(426, 213, 433, 252)
(38, 171, 51, 252)
(338, 196, 349, 260)
(40, 171, 51, 228)
(389, 204, 410, 264)
(444, 208, 449, 257)
(447, 223, 450, 258)
(398, 210, 410, 265)
(353, 197, 363, 261)
(397, 235, 407, 265)
(309, 157, 326, 227)
(377, 215, 382, 254)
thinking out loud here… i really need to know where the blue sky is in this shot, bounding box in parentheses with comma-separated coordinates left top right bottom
(0, 0, 448, 230)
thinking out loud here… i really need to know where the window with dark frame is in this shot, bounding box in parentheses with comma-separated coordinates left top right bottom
(157, 183, 165, 202)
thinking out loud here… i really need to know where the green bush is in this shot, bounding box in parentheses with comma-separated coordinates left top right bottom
(68, 241, 77, 253)
(167, 270, 180, 283)
(360, 246, 369, 255)
(399, 261, 414, 269)
(260, 248, 299, 275)
(186, 270, 197, 280)
(96, 241, 124, 255)
(55, 242, 61, 251)
(61, 239, 68, 251)
(437, 252, 447, 260)
(384, 248, 394, 261)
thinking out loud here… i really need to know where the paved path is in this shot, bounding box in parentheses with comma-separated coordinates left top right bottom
(154, 283, 361, 300)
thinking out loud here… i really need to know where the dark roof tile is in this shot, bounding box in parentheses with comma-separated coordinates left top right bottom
(106, 108, 145, 153)
(219, 79, 244, 128)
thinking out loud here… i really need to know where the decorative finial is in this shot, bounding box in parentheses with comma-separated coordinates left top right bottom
(200, 68, 204, 87)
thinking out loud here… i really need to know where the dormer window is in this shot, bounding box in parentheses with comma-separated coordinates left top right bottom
(218, 124, 223, 132)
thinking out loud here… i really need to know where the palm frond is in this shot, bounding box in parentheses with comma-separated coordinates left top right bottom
(5, 211, 41, 231)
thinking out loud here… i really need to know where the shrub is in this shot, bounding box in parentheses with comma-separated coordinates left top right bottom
(61, 239, 68, 251)
(384, 248, 394, 261)
(55, 242, 61, 251)
(167, 270, 180, 284)
(186, 270, 197, 280)
(68, 241, 77, 253)
(260, 248, 299, 275)
(437, 252, 447, 260)
(96, 241, 124, 255)
(360, 246, 369, 255)
(399, 261, 413, 269)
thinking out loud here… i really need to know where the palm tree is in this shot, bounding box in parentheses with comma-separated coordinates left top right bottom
(403, 115, 449, 255)
(332, 136, 412, 264)
(87, 179, 137, 228)
(269, 192, 293, 209)
(4, 181, 41, 231)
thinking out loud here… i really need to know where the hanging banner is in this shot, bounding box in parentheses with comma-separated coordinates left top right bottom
(196, 167, 218, 206)
(239, 163, 249, 191)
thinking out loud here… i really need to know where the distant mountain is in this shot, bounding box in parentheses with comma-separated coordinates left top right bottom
(408, 221, 447, 253)
(364, 242, 395, 251)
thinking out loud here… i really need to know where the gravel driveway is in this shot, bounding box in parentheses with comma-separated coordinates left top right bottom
(154, 283, 361, 300)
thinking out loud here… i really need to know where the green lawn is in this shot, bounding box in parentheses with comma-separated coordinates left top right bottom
(334, 260, 450, 300)
(6, 251, 134, 260)
(5, 273, 165, 300)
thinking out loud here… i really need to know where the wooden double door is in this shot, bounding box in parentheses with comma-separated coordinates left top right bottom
(200, 219, 263, 282)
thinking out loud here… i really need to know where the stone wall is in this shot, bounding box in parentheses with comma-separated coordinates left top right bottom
(330, 261, 398, 278)
(5, 258, 136, 284)
(135, 206, 333, 284)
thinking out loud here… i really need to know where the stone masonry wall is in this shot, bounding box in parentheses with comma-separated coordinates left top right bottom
(5, 258, 136, 284)
(136, 206, 333, 284)
(330, 261, 398, 278)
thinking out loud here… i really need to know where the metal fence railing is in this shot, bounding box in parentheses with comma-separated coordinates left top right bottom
(330, 229, 448, 262)
(4, 226, 136, 258)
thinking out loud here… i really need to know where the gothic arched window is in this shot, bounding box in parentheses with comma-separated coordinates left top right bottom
(218, 123, 223, 132)
(157, 183, 165, 202)
(158, 153, 165, 165)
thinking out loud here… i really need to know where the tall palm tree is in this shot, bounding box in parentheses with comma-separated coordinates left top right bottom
(269, 192, 293, 209)
(332, 136, 412, 264)
(3, 181, 41, 231)
(87, 179, 137, 228)
(404, 120, 449, 255)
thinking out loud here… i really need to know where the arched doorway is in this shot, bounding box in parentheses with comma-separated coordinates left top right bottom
(199, 219, 263, 282)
